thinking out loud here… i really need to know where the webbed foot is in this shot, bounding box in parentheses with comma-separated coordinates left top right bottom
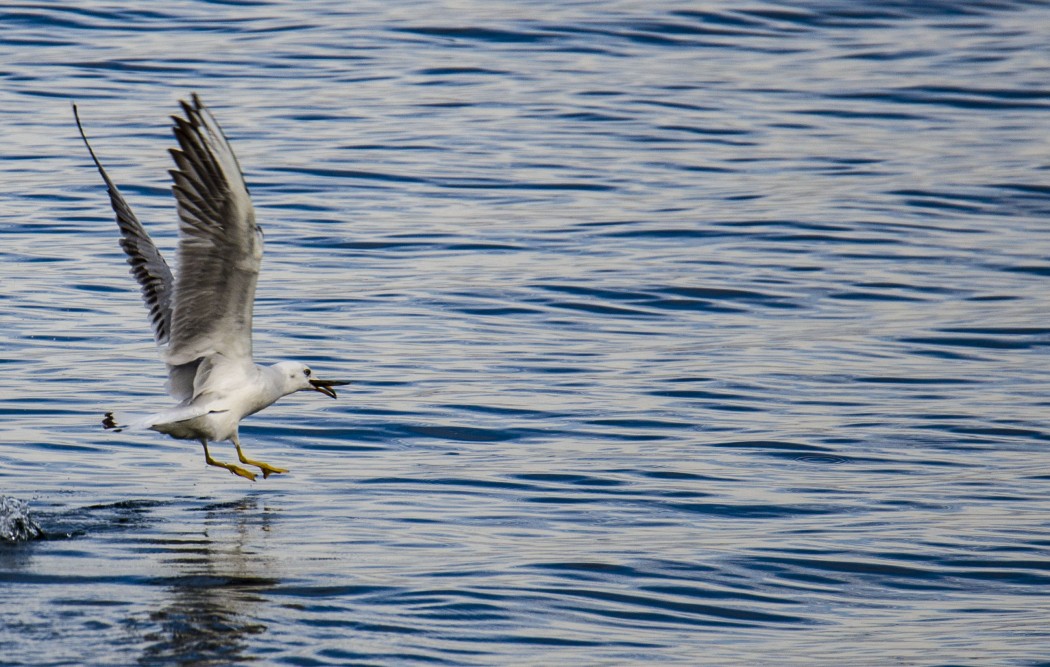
(239, 457, 288, 479)
(232, 435, 288, 478)
(201, 440, 257, 481)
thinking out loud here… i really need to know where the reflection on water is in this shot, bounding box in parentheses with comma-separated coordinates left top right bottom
(134, 497, 278, 666)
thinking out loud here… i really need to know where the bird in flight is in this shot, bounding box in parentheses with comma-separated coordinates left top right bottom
(75, 94, 348, 481)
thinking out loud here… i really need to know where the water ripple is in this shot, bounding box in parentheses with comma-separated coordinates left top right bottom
(3, 0, 1050, 664)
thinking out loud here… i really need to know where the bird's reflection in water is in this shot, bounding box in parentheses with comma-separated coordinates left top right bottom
(137, 494, 280, 666)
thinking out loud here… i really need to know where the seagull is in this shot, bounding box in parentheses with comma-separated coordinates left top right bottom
(74, 94, 348, 481)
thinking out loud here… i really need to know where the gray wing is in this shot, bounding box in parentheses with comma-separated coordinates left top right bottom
(74, 104, 175, 347)
(165, 93, 262, 369)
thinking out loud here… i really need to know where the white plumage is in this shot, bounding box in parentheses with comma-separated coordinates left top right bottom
(76, 94, 348, 481)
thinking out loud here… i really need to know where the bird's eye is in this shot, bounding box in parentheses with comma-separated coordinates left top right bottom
(304, 368, 312, 377)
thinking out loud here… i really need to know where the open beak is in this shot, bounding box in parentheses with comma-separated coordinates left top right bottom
(309, 378, 350, 399)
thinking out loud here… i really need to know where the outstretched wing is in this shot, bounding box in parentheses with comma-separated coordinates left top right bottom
(74, 104, 175, 347)
(166, 93, 262, 368)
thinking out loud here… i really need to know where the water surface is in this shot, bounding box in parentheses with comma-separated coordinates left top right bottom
(2, 1, 1050, 664)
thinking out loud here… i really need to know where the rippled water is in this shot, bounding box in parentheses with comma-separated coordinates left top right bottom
(3, 1, 1050, 664)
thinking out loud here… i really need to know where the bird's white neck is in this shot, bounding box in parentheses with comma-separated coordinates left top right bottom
(232, 364, 297, 418)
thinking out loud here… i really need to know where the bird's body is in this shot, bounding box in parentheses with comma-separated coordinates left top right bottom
(76, 95, 347, 481)
(150, 361, 299, 441)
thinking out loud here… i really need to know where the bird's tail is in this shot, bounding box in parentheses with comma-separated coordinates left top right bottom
(102, 406, 213, 435)
(100, 411, 165, 433)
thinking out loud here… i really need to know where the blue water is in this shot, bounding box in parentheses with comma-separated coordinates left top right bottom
(3, 1, 1050, 663)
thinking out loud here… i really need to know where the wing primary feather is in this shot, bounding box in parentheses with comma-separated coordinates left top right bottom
(192, 93, 250, 194)
(73, 103, 175, 346)
(165, 94, 262, 367)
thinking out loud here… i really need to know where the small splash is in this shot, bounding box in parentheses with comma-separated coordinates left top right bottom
(0, 495, 44, 544)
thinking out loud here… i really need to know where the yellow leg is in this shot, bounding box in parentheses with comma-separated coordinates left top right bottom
(201, 439, 256, 481)
(232, 433, 288, 479)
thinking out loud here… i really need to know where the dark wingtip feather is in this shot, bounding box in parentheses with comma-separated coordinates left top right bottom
(73, 102, 111, 184)
(76, 102, 175, 347)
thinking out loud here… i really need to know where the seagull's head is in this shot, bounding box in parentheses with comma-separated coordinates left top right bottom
(273, 361, 350, 399)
